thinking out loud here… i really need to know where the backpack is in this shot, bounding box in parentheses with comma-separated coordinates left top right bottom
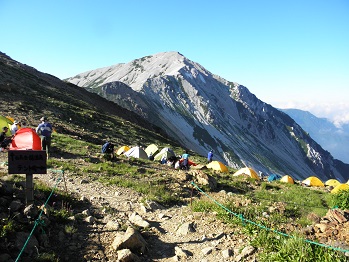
(102, 142, 114, 154)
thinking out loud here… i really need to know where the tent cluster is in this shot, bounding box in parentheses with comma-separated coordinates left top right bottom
(264, 172, 349, 194)
(115, 144, 234, 172)
(114, 143, 349, 195)
(230, 165, 349, 194)
(3, 115, 348, 196)
(302, 176, 349, 194)
(115, 144, 190, 168)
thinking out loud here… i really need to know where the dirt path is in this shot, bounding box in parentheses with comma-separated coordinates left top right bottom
(35, 167, 257, 261)
(0, 152, 257, 261)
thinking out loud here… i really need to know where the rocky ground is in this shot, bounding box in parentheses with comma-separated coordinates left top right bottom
(34, 168, 258, 262)
(0, 153, 260, 262)
(1, 152, 349, 262)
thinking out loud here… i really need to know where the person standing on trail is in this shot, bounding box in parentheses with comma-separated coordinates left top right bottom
(181, 150, 190, 170)
(36, 116, 53, 158)
(207, 150, 213, 163)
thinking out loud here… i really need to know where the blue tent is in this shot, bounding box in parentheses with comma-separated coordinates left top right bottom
(267, 174, 282, 182)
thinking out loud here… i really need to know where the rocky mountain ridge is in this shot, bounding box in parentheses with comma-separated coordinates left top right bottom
(281, 108, 349, 164)
(66, 51, 349, 182)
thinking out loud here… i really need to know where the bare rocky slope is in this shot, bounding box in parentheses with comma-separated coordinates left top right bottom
(66, 51, 349, 182)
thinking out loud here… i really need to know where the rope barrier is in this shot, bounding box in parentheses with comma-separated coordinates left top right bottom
(15, 171, 63, 262)
(191, 181, 349, 253)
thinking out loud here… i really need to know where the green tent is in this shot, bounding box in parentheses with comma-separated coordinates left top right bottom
(145, 144, 158, 157)
(154, 147, 175, 161)
(0, 115, 13, 136)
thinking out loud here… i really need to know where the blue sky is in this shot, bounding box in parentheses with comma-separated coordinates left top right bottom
(1, 0, 348, 124)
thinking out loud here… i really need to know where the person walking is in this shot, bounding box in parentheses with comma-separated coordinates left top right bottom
(36, 117, 53, 158)
(207, 150, 213, 163)
(10, 121, 20, 135)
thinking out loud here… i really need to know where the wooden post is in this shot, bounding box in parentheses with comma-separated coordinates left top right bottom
(25, 173, 34, 205)
(8, 150, 47, 205)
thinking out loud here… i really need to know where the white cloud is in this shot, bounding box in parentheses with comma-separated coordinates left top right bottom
(272, 101, 349, 127)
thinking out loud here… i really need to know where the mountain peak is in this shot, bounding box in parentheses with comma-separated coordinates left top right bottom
(67, 51, 190, 91)
(66, 52, 349, 182)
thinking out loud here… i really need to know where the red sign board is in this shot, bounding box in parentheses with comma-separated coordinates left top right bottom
(8, 150, 47, 174)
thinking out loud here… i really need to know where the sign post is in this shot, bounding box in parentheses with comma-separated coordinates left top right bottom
(8, 150, 47, 205)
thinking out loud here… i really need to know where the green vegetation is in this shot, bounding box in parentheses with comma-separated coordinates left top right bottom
(330, 190, 349, 210)
(0, 218, 16, 238)
(256, 233, 344, 262)
(191, 174, 347, 261)
(34, 252, 59, 262)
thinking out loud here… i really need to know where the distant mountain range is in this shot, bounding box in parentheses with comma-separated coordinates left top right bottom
(66, 51, 349, 182)
(280, 109, 349, 164)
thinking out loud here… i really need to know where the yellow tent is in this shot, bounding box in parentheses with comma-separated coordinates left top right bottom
(206, 161, 228, 173)
(116, 145, 130, 155)
(280, 175, 294, 184)
(145, 144, 158, 157)
(331, 184, 349, 194)
(325, 179, 341, 187)
(302, 176, 324, 187)
(233, 167, 260, 180)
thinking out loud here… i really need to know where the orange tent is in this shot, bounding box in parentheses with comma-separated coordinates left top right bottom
(10, 128, 41, 150)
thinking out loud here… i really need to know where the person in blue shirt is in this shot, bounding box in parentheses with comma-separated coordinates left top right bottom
(181, 150, 190, 170)
(36, 117, 53, 158)
(207, 150, 213, 163)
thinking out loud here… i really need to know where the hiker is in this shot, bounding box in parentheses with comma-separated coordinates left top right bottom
(36, 116, 53, 158)
(167, 155, 177, 168)
(259, 171, 265, 180)
(102, 141, 115, 160)
(148, 152, 154, 161)
(207, 150, 213, 163)
(161, 154, 167, 164)
(10, 121, 20, 135)
(174, 160, 180, 169)
(0, 127, 12, 151)
(181, 150, 190, 170)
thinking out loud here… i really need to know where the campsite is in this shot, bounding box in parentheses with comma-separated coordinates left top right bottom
(1, 114, 349, 261)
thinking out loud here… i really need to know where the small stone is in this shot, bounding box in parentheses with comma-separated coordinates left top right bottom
(201, 247, 213, 255)
(222, 248, 233, 258)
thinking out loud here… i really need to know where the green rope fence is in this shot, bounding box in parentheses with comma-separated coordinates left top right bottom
(15, 170, 64, 262)
(191, 181, 349, 253)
